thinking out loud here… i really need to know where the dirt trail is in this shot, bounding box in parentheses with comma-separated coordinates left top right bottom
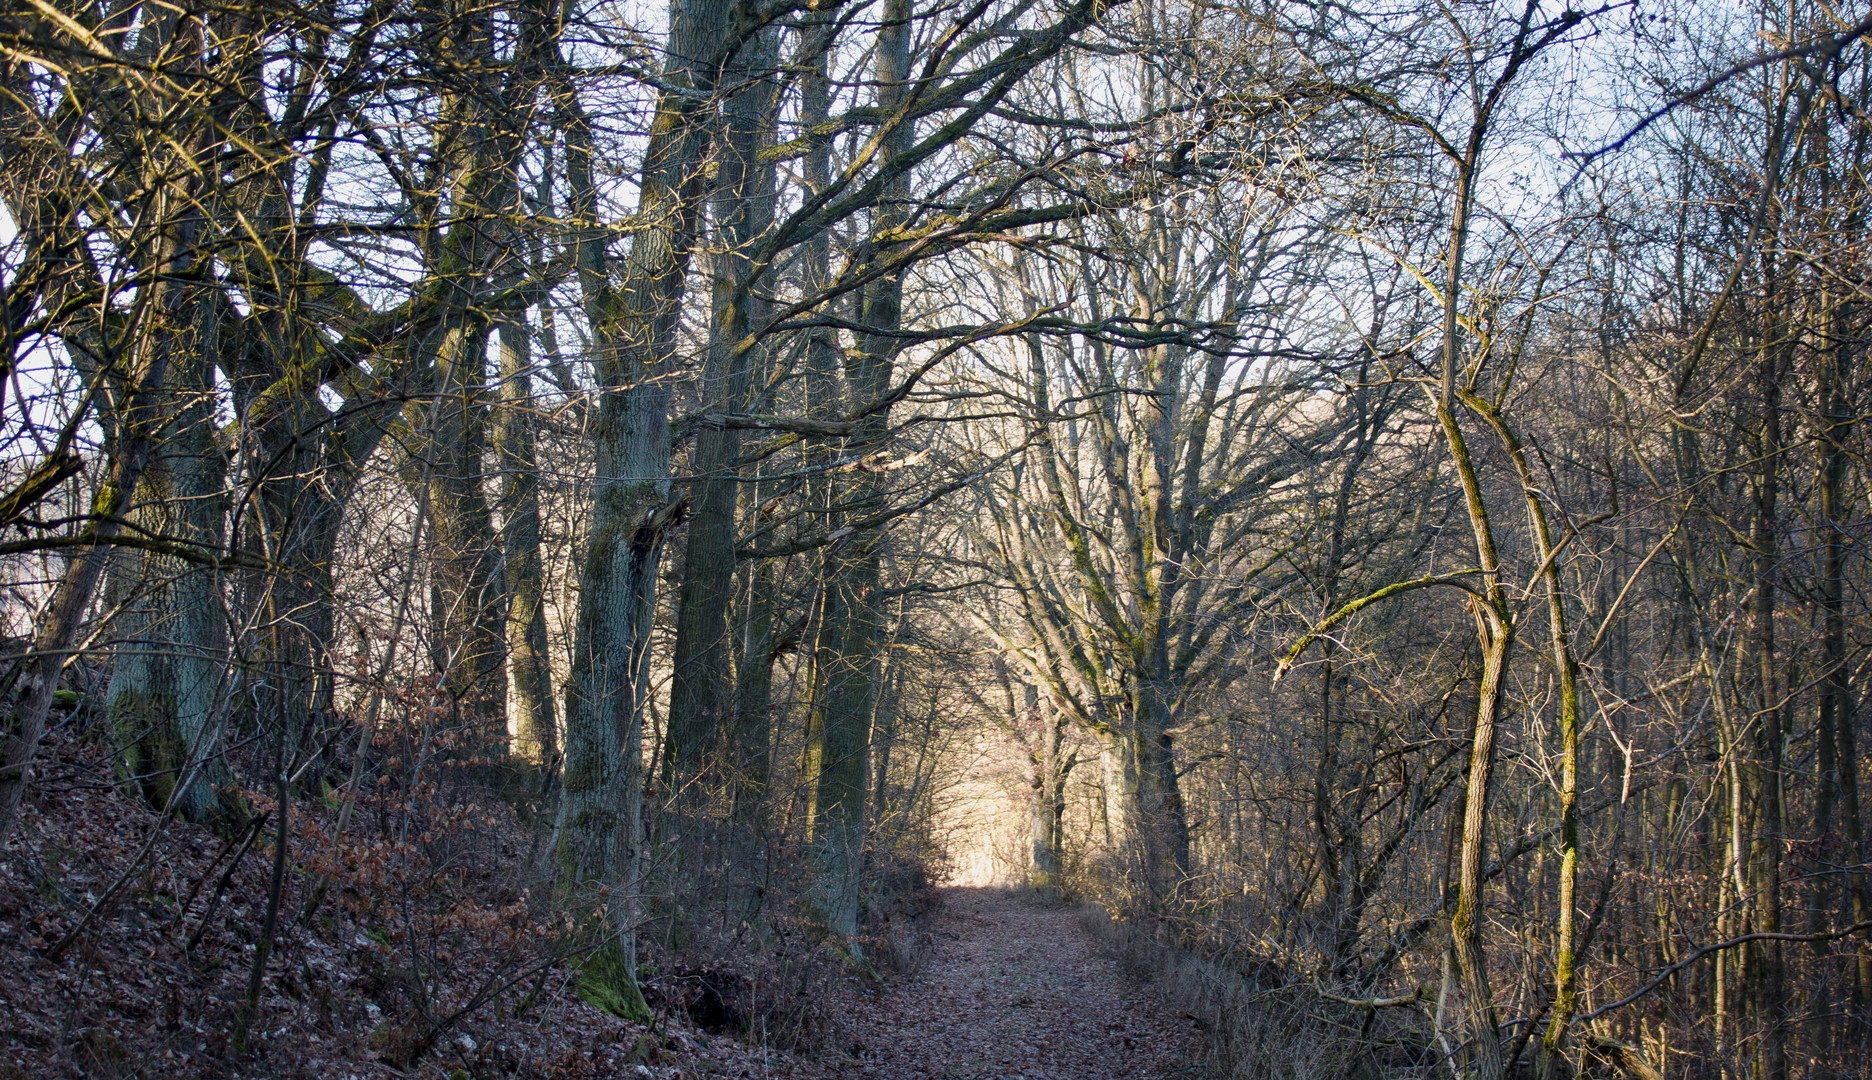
(831, 888, 1199, 1080)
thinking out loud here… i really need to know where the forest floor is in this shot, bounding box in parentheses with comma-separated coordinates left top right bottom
(0, 716, 1197, 1079)
(824, 888, 1200, 1080)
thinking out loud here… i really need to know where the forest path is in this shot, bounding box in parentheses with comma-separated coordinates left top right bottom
(832, 887, 1200, 1080)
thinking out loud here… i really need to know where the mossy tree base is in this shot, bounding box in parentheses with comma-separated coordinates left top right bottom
(575, 942, 652, 1025)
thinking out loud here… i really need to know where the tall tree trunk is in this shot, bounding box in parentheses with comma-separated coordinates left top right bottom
(494, 282, 556, 778)
(1030, 686, 1068, 897)
(1751, 329, 1789, 1080)
(792, 14, 844, 836)
(1819, 293, 1869, 1024)
(807, 545, 880, 939)
(491, 0, 564, 785)
(420, 0, 513, 754)
(665, 27, 777, 801)
(0, 150, 200, 845)
(551, 0, 732, 1015)
(1460, 398, 1586, 1080)
(807, 0, 912, 945)
(1434, 148, 1507, 1080)
(106, 342, 234, 825)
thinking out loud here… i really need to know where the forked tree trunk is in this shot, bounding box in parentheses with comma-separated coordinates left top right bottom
(1431, 149, 1508, 1078)
(1458, 396, 1586, 1079)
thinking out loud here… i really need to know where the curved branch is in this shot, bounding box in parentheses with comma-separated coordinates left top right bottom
(1575, 920, 1872, 1025)
(1273, 570, 1487, 683)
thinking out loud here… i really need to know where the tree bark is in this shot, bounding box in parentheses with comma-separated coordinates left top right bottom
(418, 0, 514, 753)
(494, 282, 557, 777)
(1750, 325, 1789, 1080)
(666, 27, 777, 801)
(105, 342, 233, 825)
(551, 0, 733, 1013)
(807, 0, 912, 945)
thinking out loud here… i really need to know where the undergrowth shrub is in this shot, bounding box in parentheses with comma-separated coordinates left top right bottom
(630, 788, 951, 1051)
(297, 762, 579, 1068)
(1077, 907, 1440, 1080)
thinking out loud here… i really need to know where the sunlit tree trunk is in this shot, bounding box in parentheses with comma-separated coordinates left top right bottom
(793, 14, 844, 835)
(494, 282, 556, 777)
(1028, 686, 1070, 897)
(1434, 146, 1508, 1080)
(1459, 396, 1585, 1079)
